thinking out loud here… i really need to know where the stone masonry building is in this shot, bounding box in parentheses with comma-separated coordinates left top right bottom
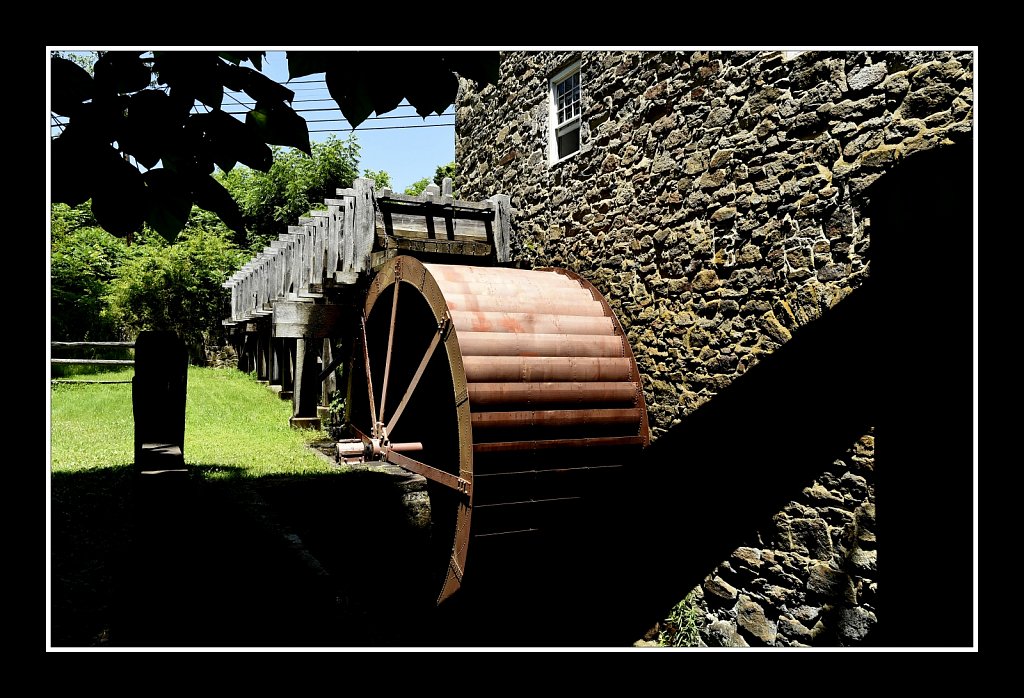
(455, 50, 975, 646)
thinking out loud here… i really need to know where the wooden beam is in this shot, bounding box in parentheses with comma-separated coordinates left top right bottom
(352, 178, 375, 274)
(51, 341, 135, 348)
(488, 194, 512, 263)
(51, 359, 135, 365)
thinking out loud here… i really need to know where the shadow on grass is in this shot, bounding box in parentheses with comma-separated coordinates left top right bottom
(51, 464, 436, 647)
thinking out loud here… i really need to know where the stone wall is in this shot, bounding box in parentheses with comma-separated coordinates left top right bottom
(455, 50, 973, 646)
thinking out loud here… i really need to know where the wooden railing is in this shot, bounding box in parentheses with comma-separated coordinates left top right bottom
(222, 177, 510, 327)
(50, 341, 135, 383)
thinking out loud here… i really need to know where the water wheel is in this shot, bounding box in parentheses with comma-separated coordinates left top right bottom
(344, 256, 649, 604)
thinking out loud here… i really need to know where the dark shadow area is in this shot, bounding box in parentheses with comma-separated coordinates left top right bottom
(865, 141, 975, 646)
(51, 464, 436, 647)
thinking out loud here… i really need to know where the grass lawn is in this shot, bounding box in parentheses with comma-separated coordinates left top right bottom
(50, 366, 335, 475)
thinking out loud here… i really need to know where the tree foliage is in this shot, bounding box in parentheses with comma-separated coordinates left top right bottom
(363, 169, 392, 190)
(51, 203, 128, 341)
(51, 201, 245, 357)
(50, 50, 497, 241)
(403, 177, 431, 196)
(104, 221, 245, 358)
(433, 161, 456, 189)
(217, 134, 360, 251)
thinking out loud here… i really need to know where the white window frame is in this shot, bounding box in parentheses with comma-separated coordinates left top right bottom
(549, 61, 582, 165)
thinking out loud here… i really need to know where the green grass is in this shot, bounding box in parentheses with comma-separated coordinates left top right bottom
(50, 366, 335, 476)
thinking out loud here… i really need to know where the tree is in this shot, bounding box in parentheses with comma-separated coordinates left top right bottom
(433, 161, 456, 189)
(50, 203, 128, 342)
(363, 169, 392, 190)
(50, 50, 498, 241)
(217, 134, 361, 251)
(404, 177, 431, 196)
(104, 219, 246, 360)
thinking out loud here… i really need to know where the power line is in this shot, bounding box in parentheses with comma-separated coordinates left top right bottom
(303, 113, 451, 123)
(50, 114, 453, 133)
(310, 122, 453, 133)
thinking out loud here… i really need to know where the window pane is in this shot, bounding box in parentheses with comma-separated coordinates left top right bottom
(554, 69, 581, 127)
(557, 124, 580, 160)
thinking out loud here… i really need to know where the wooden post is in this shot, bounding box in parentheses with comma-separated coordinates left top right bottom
(256, 322, 271, 383)
(352, 178, 376, 274)
(319, 337, 337, 422)
(275, 337, 293, 399)
(488, 194, 512, 263)
(290, 337, 321, 429)
(327, 202, 341, 280)
(441, 176, 453, 198)
(132, 330, 188, 472)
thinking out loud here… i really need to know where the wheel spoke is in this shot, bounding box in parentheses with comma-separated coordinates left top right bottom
(359, 311, 377, 432)
(379, 278, 400, 425)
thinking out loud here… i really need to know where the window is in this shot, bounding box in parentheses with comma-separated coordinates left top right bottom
(550, 61, 581, 164)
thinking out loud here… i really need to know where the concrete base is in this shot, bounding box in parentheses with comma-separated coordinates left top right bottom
(289, 416, 321, 430)
(268, 384, 283, 394)
(256, 380, 270, 386)
(317, 405, 332, 421)
(279, 391, 294, 401)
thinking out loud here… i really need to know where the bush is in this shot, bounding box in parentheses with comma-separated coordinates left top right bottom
(104, 223, 245, 361)
(51, 204, 129, 341)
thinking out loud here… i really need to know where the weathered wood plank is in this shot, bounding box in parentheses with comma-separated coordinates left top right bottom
(310, 211, 327, 286)
(375, 235, 491, 256)
(376, 210, 490, 241)
(488, 194, 512, 263)
(51, 358, 136, 365)
(273, 300, 346, 339)
(51, 341, 135, 348)
(342, 194, 356, 273)
(327, 203, 341, 277)
(378, 192, 494, 211)
(353, 178, 375, 273)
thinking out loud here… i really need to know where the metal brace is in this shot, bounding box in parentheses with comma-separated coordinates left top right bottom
(438, 311, 453, 340)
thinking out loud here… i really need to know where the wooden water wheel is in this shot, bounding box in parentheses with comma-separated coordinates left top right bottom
(342, 256, 649, 604)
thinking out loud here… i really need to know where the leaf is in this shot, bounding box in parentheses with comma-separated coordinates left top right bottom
(191, 174, 244, 235)
(51, 57, 93, 116)
(404, 58, 459, 118)
(122, 90, 184, 170)
(144, 169, 192, 241)
(194, 110, 273, 173)
(51, 128, 101, 206)
(245, 52, 264, 72)
(153, 52, 224, 110)
(286, 51, 333, 81)
(93, 51, 151, 94)
(325, 59, 374, 128)
(246, 101, 311, 156)
(219, 63, 294, 104)
(70, 94, 129, 144)
(443, 52, 500, 87)
(365, 54, 406, 115)
(91, 155, 148, 236)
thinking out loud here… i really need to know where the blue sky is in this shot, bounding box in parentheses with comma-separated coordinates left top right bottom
(256, 51, 455, 192)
